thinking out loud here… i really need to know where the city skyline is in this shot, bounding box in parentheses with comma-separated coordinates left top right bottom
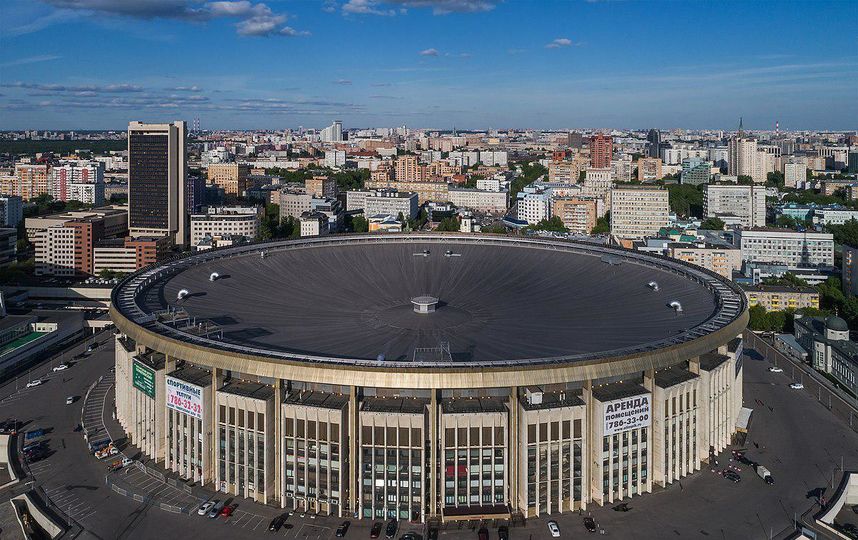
(2, 0, 857, 131)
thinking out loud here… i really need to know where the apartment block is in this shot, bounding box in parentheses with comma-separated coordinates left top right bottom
(552, 197, 597, 234)
(703, 184, 766, 228)
(735, 228, 834, 269)
(741, 285, 819, 311)
(305, 176, 338, 199)
(448, 187, 508, 214)
(207, 163, 250, 196)
(667, 244, 741, 280)
(94, 235, 171, 274)
(190, 206, 261, 246)
(610, 186, 669, 240)
(636, 158, 663, 182)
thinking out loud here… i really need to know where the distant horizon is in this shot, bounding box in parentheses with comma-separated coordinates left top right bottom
(2, 0, 856, 131)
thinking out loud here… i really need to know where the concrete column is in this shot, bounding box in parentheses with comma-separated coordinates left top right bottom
(348, 386, 358, 518)
(429, 389, 438, 518)
(507, 386, 518, 514)
(274, 378, 282, 507)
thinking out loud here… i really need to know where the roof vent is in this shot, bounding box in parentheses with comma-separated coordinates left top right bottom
(177, 289, 190, 301)
(412, 295, 439, 314)
(209, 272, 220, 282)
(648, 281, 659, 291)
(669, 300, 683, 313)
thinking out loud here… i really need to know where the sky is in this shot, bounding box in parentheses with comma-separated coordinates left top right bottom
(1, 0, 856, 131)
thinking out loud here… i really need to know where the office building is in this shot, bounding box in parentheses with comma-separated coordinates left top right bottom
(93, 235, 171, 274)
(305, 176, 337, 199)
(207, 163, 250, 196)
(794, 316, 858, 395)
(278, 188, 313, 221)
(667, 243, 741, 280)
(734, 229, 834, 269)
(299, 211, 329, 237)
(680, 158, 710, 186)
(324, 150, 346, 168)
(637, 158, 663, 182)
(552, 197, 597, 234)
(741, 284, 819, 312)
(0, 196, 23, 227)
(128, 121, 188, 247)
(517, 191, 551, 225)
(589, 134, 613, 169)
(190, 206, 261, 247)
(365, 179, 448, 205)
(703, 184, 766, 228)
(0, 228, 16, 267)
(646, 129, 661, 158)
(448, 187, 508, 215)
(610, 186, 670, 240)
(549, 158, 587, 184)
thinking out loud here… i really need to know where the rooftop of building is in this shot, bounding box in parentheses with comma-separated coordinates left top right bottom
(114, 234, 745, 368)
(219, 380, 275, 401)
(592, 380, 649, 402)
(699, 352, 730, 371)
(362, 396, 428, 414)
(654, 365, 699, 388)
(283, 390, 349, 410)
(518, 390, 585, 411)
(441, 397, 507, 414)
(168, 364, 212, 387)
(740, 284, 819, 294)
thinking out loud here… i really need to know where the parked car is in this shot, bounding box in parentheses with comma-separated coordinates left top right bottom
(336, 521, 350, 537)
(790, 382, 804, 389)
(428, 527, 440, 540)
(547, 520, 561, 537)
(197, 501, 215, 516)
(370, 522, 382, 538)
(385, 519, 398, 539)
(269, 515, 287, 531)
(24, 429, 45, 441)
(583, 517, 597, 532)
(220, 503, 237, 518)
(400, 533, 417, 540)
(66, 396, 75, 405)
(53, 364, 69, 372)
(723, 470, 741, 483)
(207, 501, 224, 518)
(497, 526, 509, 540)
(26, 380, 43, 388)
(477, 527, 489, 540)
(768, 366, 783, 373)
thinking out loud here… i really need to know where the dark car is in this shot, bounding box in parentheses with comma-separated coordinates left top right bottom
(400, 534, 417, 540)
(269, 515, 287, 532)
(385, 519, 398, 539)
(428, 527, 440, 540)
(477, 527, 489, 540)
(370, 522, 383, 538)
(723, 470, 741, 483)
(497, 526, 509, 540)
(584, 516, 597, 532)
(336, 521, 350, 537)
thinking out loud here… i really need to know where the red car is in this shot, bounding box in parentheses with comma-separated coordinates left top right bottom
(370, 522, 382, 538)
(220, 503, 238, 518)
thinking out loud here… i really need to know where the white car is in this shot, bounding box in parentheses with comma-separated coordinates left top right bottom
(66, 396, 75, 405)
(26, 380, 43, 388)
(768, 366, 783, 373)
(197, 501, 215, 516)
(53, 364, 69, 372)
(548, 520, 560, 537)
(790, 382, 804, 389)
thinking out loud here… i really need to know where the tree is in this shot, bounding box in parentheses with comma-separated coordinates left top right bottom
(736, 175, 756, 185)
(526, 216, 568, 233)
(591, 213, 610, 234)
(699, 217, 725, 230)
(435, 216, 460, 232)
(827, 218, 858, 247)
(775, 214, 798, 229)
(762, 272, 808, 287)
(351, 215, 369, 233)
(766, 171, 785, 189)
(665, 184, 703, 217)
(509, 161, 548, 201)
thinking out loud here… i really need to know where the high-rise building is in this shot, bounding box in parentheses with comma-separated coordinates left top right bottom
(14, 163, 50, 200)
(567, 131, 583, 149)
(320, 120, 344, 143)
(50, 161, 105, 203)
(207, 163, 249, 196)
(784, 161, 807, 189)
(589, 134, 613, 169)
(395, 155, 424, 182)
(610, 186, 670, 240)
(728, 137, 765, 182)
(703, 184, 766, 228)
(186, 175, 206, 214)
(128, 121, 188, 247)
(646, 129, 661, 158)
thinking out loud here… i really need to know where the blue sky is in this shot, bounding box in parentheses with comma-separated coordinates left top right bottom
(1, 0, 856, 131)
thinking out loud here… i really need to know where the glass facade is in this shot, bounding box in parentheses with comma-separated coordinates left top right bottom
(360, 423, 424, 521)
(218, 404, 267, 500)
(128, 133, 170, 229)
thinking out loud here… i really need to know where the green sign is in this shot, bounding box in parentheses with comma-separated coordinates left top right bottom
(132, 360, 156, 399)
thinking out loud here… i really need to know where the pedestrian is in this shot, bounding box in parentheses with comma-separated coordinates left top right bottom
(754, 442, 759, 449)
(679, 481, 683, 491)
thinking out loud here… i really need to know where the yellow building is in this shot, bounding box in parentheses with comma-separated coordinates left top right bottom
(207, 163, 249, 196)
(741, 284, 819, 311)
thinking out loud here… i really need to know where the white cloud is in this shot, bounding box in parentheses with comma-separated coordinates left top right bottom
(546, 38, 573, 49)
(342, 0, 496, 16)
(0, 55, 63, 68)
(419, 48, 439, 56)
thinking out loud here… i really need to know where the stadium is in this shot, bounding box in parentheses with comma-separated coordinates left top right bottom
(110, 233, 748, 523)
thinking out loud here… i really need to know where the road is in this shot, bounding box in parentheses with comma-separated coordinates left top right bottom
(2, 332, 858, 539)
